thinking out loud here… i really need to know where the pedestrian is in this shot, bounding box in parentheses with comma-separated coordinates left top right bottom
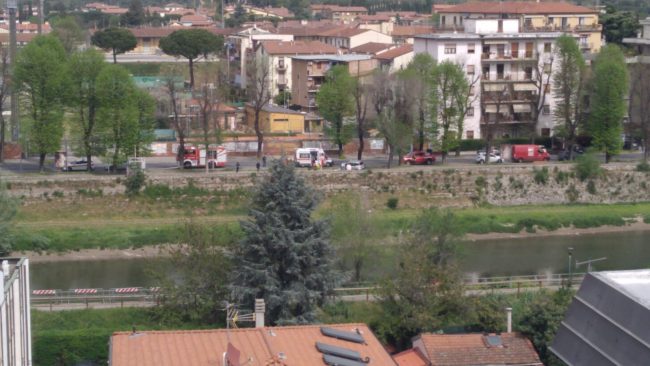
(262, 155, 267, 168)
(256, 161, 261, 171)
(235, 162, 240, 173)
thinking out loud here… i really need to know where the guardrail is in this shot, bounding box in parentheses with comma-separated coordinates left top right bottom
(31, 273, 585, 309)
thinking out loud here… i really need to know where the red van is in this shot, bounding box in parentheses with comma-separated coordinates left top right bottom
(511, 144, 550, 163)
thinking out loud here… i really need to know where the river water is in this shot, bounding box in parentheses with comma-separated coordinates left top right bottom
(29, 231, 650, 289)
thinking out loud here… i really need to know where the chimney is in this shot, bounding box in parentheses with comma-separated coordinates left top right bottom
(255, 299, 265, 328)
(506, 307, 512, 333)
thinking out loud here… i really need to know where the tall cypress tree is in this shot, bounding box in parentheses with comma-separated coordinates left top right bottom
(231, 161, 340, 325)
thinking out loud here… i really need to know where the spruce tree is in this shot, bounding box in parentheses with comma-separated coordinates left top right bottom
(231, 161, 340, 325)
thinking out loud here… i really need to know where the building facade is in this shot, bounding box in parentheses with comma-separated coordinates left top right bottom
(414, 19, 563, 139)
(0, 258, 32, 366)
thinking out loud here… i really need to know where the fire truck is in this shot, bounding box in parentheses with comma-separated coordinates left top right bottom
(180, 145, 227, 169)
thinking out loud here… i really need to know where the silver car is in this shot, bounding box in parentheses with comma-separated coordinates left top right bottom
(340, 160, 364, 171)
(476, 151, 503, 164)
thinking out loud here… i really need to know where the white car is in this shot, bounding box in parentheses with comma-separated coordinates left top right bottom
(62, 160, 94, 171)
(340, 160, 364, 171)
(476, 151, 503, 164)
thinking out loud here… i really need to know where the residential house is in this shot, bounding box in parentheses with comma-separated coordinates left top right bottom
(376, 11, 430, 26)
(245, 104, 322, 134)
(291, 54, 377, 109)
(402, 332, 542, 366)
(414, 18, 564, 139)
(436, 1, 602, 53)
(624, 17, 650, 61)
(551, 269, 650, 365)
(357, 14, 394, 35)
(179, 14, 214, 27)
(0, 21, 51, 33)
(257, 40, 337, 96)
(128, 26, 233, 54)
(0, 258, 32, 366)
(110, 322, 396, 366)
(310, 5, 368, 23)
(83, 2, 128, 14)
(374, 44, 414, 72)
(391, 25, 436, 44)
(316, 27, 393, 50)
(350, 42, 396, 55)
(243, 5, 294, 19)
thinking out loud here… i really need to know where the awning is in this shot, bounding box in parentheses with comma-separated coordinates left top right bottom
(483, 84, 507, 91)
(513, 83, 538, 91)
(484, 105, 508, 113)
(513, 104, 532, 112)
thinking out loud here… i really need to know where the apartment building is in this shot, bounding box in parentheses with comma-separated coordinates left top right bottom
(257, 40, 337, 96)
(310, 5, 368, 23)
(624, 17, 650, 59)
(414, 18, 563, 139)
(437, 1, 601, 53)
(0, 258, 32, 366)
(291, 54, 377, 109)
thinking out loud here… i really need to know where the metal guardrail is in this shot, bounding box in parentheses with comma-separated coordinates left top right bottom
(31, 273, 586, 308)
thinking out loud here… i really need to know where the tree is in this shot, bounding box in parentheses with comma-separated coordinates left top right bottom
(432, 61, 470, 164)
(0, 183, 17, 256)
(378, 208, 466, 349)
(288, 0, 310, 19)
(122, 0, 145, 26)
(230, 161, 341, 325)
(226, 3, 247, 28)
(51, 16, 85, 55)
(91, 27, 137, 64)
(587, 45, 629, 163)
(352, 75, 369, 160)
(273, 90, 291, 106)
(246, 54, 272, 159)
(161, 64, 187, 165)
(14, 35, 68, 171)
(132, 88, 156, 156)
(195, 63, 222, 171)
(553, 35, 587, 159)
(152, 222, 231, 324)
(628, 63, 650, 161)
(159, 29, 224, 89)
(377, 73, 414, 168)
(530, 52, 555, 140)
(96, 64, 138, 168)
(317, 65, 355, 157)
(68, 49, 106, 171)
(599, 5, 639, 44)
(0, 46, 9, 163)
(481, 86, 509, 163)
(403, 54, 436, 151)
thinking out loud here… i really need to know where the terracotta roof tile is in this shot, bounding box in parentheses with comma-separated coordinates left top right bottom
(394, 348, 429, 366)
(129, 26, 234, 38)
(311, 5, 368, 13)
(316, 27, 368, 37)
(438, 1, 598, 15)
(417, 333, 543, 366)
(111, 323, 397, 366)
(260, 40, 337, 55)
(391, 25, 436, 37)
(350, 42, 394, 55)
(374, 44, 413, 60)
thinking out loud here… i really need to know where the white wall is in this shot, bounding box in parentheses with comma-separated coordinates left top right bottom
(239, 33, 293, 88)
(464, 19, 519, 34)
(349, 30, 393, 48)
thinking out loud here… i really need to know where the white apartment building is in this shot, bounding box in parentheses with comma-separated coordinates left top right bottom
(414, 18, 564, 139)
(0, 258, 32, 366)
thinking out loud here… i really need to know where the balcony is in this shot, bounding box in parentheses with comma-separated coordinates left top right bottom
(481, 51, 536, 62)
(579, 42, 592, 50)
(480, 113, 533, 124)
(482, 74, 534, 82)
(522, 23, 602, 33)
(276, 63, 286, 71)
(482, 90, 536, 103)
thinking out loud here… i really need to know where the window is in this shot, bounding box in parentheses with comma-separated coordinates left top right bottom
(467, 107, 474, 117)
(543, 105, 550, 115)
(453, 16, 457, 25)
(469, 86, 475, 96)
(524, 18, 532, 28)
(441, 15, 446, 25)
(525, 66, 533, 80)
(543, 62, 551, 73)
(547, 16, 554, 25)
(544, 83, 550, 94)
(468, 43, 475, 54)
(541, 128, 551, 137)
(444, 44, 457, 54)
(467, 64, 475, 74)
(561, 17, 568, 28)
(466, 130, 474, 139)
(579, 17, 585, 25)
(544, 42, 552, 53)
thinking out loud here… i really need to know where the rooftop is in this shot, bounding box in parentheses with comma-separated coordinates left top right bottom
(260, 40, 337, 55)
(438, 1, 598, 15)
(292, 54, 372, 62)
(593, 269, 650, 308)
(393, 349, 428, 366)
(350, 42, 395, 55)
(415, 332, 542, 366)
(374, 44, 413, 60)
(110, 323, 397, 366)
(415, 31, 564, 40)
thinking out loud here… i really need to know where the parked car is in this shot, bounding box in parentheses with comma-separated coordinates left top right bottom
(557, 145, 585, 161)
(511, 144, 550, 163)
(476, 151, 503, 164)
(402, 151, 436, 165)
(340, 160, 364, 171)
(62, 160, 94, 172)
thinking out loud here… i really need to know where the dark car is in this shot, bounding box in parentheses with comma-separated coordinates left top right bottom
(558, 146, 585, 161)
(62, 160, 94, 172)
(402, 151, 436, 165)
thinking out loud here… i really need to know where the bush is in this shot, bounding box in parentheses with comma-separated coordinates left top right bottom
(573, 154, 602, 181)
(386, 197, 399, 210)
(586, 180, 597, 195)
(124, 170, 146, 195)
(636, 161, 650, 172)
(533, 167, 549, 185)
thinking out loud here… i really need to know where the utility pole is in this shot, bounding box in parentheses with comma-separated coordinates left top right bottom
(567, 247, 574, 288)
(37, 0, 44, 34)
(8, 0, 18, 142)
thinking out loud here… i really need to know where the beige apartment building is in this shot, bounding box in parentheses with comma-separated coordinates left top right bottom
(437, 1, 602, 53)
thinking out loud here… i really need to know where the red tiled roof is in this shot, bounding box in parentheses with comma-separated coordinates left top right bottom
(416, 333, 543, 366)
(258, 7, 294, 18)
(0, 32, 38, 44)
(350, 42, 394, 55)
(111, 323, 398, 366)
(317, 27, 368, 37)
(374, 44, 413, 60)
(357, 14, 392, 22)
(260, 40, 337, 55)
(394, 348, 429, 366)
(311, 4, 368, 13)
(438, 1, 598, 15)
(102, 7, 128, 14)
(391, 25, 436, 37)
(0, 22, 51, 32)
(129, 26, 235, 38)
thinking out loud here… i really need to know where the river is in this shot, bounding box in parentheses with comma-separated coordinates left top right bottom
(29, 231, 650, 289)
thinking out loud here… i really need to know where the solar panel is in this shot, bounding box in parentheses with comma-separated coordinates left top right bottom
(322, 354, 368, 366)
(316, 342, 366, 362)
(320, 327, 365, 344)
(485, 335, 503, 347)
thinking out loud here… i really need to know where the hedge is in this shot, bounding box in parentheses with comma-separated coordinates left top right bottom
(34, 329, 110, 366)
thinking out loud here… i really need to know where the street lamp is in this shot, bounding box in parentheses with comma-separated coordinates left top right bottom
(568, 247, 574, 288)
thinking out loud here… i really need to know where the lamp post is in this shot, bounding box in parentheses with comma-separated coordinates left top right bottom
(568, 247, 574, 288)
(8, 0, 18, 142)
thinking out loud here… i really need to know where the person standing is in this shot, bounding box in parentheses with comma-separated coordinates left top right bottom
(262, 155, 267, 168)
(235, 162, 240, 173)
(256, 161, 261, 171)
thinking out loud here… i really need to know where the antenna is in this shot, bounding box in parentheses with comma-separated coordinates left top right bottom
(575, 257, 607, 272)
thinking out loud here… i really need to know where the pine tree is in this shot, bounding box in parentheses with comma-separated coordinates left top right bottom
(231, 161, 340, 325)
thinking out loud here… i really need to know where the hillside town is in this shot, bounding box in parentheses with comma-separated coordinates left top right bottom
(1, 0, 650, 365)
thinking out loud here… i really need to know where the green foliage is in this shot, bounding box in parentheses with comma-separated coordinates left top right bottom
(0, 183, 17, 256)
(586, 180, 597, 195)
(552, 35, 586, 145)
(402, 54, 436, 151)
(124, 170, 145, 196)
(600, 5, 640, 44)
(555, 169, 570, 185)
(50, 16, 85, 55)
(317, 65, 355, 155)
(91, 28, 137, 63)
(566, 184, 580, 203)
(636, 161, 650, 172)
(287, 0, 310, 19)
(159, 29, 224, 87)
(378, 208, 466, 348)
(273, 90, 291, 106)
(386, 197, 399, 210)
(587, 45, 628, 161)
(14, 35, 68, 169)
(573, 154, 602, 181)
(231, 161, 341, 325)
(122, 0, 145, 26)
(533, 167, 549, 185)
